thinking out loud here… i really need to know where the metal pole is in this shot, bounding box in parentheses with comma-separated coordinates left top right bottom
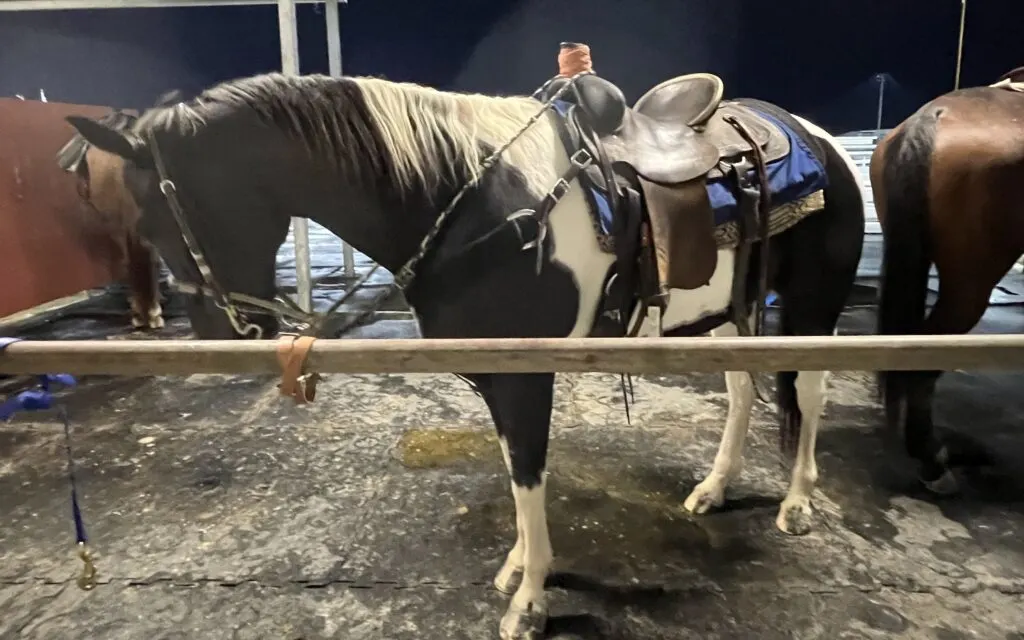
(874, 74, 886, 131)
(278, 0, 314, 312)
(325, 0, 356, 280)
(954, 0, 967, 90)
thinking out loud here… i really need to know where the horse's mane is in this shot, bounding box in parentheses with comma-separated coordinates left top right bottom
(134, 72, 560, 201)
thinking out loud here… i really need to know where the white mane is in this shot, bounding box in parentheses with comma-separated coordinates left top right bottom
(351, 77, 562, 199)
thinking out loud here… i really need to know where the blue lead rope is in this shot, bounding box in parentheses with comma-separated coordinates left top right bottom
(0, 337, 96, 590)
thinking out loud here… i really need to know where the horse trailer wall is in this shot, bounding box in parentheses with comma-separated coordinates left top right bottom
(0, 98, 125, 320)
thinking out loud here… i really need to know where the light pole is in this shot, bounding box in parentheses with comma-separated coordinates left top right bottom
(875, 73, 886, 131)
(954, 0, 968, 90)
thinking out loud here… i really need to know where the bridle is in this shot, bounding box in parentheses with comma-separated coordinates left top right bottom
(147, 131, 364, 339)
(142, 73, 593, 340)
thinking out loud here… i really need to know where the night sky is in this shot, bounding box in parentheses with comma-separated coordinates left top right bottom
(0, 0, 1021, 133)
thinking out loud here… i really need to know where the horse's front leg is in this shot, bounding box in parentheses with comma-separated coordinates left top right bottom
(476, 373, 555, 640)
(684, 320, 755, 513)
(774, 369, 828, 535)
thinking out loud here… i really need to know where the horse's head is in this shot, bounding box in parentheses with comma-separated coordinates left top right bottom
(64, 104, 283, 341)
(59, 110, 140, 229)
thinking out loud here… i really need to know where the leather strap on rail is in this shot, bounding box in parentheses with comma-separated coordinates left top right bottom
(276, 335, 320, 404)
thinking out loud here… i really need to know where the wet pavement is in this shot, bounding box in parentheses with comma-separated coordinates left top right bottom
(2, 303, 1024, 640)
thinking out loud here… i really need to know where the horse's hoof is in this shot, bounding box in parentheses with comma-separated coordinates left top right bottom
(499, 600, 547, 640)
(776, 495, 814, 536)
(131, 315, 146, 329)
(683, 477, 726, 515)
(921, 468, 959, 495)
(148, 315, 165, 330)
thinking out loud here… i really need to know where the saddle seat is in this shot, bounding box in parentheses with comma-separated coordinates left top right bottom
(598, 73, 790, 185)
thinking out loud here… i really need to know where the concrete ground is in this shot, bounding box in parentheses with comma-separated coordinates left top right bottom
(3, 305, 1024, 640)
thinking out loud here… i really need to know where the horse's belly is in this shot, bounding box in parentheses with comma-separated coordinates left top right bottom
(661, 249, 735, 332)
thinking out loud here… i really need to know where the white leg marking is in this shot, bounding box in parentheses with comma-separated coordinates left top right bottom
(500, 478, 552, 640)
(684, 319, 755, 514)
(148, 299, 165, 329)
(129, 295, 146, 329)
(776, 370, 828, 535)
(494, 438, 524, 594)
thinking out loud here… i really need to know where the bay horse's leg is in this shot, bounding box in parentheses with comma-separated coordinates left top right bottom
(125, 232, 163, 330)
(908, 249, 1016, 491)
(684, 318, 756, 514)
(474, 373, 555, 640)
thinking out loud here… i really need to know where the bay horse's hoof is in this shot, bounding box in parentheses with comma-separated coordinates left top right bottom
(500, 599, 547, 640)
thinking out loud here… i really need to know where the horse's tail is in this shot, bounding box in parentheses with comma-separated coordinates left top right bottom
(875, 106, 940, 429)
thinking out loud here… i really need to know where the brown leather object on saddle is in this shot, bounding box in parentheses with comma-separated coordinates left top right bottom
(641, 177, 719, 290)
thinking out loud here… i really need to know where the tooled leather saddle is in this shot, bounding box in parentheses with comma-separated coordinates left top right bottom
(537, 68, 791, 337)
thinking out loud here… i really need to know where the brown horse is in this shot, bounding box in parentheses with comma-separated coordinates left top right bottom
(871, 66, 1024, 492)
(58, 110, 164, 330)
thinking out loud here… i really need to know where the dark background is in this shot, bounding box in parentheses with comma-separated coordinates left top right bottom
(1, 0, 1021, 133)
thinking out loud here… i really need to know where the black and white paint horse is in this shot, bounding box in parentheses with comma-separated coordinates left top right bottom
(67, 72, 864, 639)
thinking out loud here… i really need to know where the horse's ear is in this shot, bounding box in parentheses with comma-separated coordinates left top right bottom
(65, 115, 151, 167)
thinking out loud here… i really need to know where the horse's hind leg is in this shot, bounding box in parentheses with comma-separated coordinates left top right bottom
(684, 317, 756, 514)
(909, 258, 1013, 491)
(474, 373, 555, 640)
(773, 220, 861, 534)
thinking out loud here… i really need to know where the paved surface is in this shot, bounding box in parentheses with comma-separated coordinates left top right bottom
(3, 305, 1024, 640)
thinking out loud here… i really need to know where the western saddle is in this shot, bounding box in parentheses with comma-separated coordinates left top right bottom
(536, 44, 792, 337)
(991, 65, 1024, 92)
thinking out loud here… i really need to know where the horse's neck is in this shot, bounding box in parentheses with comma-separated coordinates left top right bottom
(302, 177, 441, 277)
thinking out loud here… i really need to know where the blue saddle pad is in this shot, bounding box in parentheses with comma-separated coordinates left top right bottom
(705, 108, 828, 227)
(574, 105, 828, 237)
